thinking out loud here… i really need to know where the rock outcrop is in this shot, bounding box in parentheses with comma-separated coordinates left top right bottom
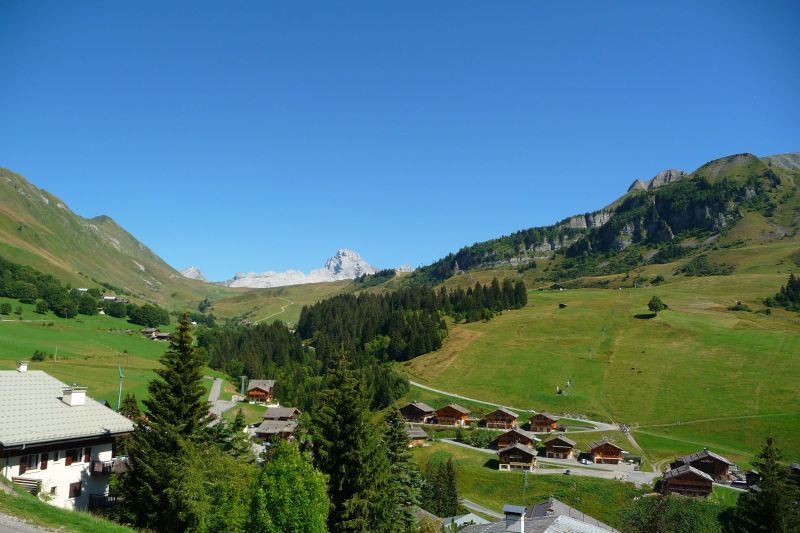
(180, 266, 208, 282)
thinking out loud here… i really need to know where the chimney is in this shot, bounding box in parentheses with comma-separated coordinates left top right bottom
(16, 361, 28, 372)
(62, 386, 87, 406)
(503, 504, 526, 533)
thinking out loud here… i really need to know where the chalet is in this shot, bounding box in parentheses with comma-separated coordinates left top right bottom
(262, 407, 301, 421)
(435, 403, 470, 426)
(459, 499, 617, 533)
(246, 379, 276, 403)
(483, 407, 518, 429)
(663, 464, 713, 497)
(0, 365, 133, 510)
(543, 436, 576, 459)
(253, 419, 297, 441)
(525, 497, 618, 531)
(671, 448, 734, 481)
(153, 332, 172, 342)
(140, 327, 159, 338)
(405, 425, 428, 447)
(399, 402, 435, 424)
(588, 439, 623, 464)
(529, 412, 559, 433)
(550, 283, 565, 291)
(494, 427, 540, 449)
(497, 443, 537, 471)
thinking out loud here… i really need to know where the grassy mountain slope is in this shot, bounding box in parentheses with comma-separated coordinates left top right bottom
(0, 168, 234, 308)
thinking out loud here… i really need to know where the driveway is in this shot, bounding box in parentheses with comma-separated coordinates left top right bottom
(0, 513, 53, 533)
(207, 377, 236, 419)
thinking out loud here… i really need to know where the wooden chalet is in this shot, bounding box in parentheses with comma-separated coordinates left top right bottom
(262, 407, 300, 421)
(663, 464, 713, 497)
(405, 425, 428, 447)
(246, 379, 276, 403)
(494, 427, 540, 450)
(253, 419, 297, 441)
(497, 443, 537, 471)
(400, 402, 435, 424)
(483, 407, 519, 429)
(588, 439, 623, 464)
(529, 412, 559, 433)
(671, 448, 734, 481)
(543, 436, 576, 459)
(435, 403, 470, 426)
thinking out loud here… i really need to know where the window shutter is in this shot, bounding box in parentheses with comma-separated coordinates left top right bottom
(19, 456, 28, 475)
(69, 482, 82, 499)
(66, 449, 75, 466)
(83, 447, 91, 463)
(40, 453, 49, 470)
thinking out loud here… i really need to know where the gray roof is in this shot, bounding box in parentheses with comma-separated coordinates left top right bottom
(498, 427, 541, 443)
(460, 515, 613, 533)
(438, 402, 470, 415)
(0, 370, 134, 447)
(664, 464, 714, 482)
(498, 442, 537, 457)
(406, 402, 435, 413)
(526, 497, 618, 531)
(504, 504, 526, 515)
(262, 407, 301, 420)
(487, 407, 519, 419)
(531, 411, 559, 422)
(676, 448, 733, 466)
(443, 513, 490, 527)
(587, 438, 622, 451)
(254, 419, 298, 435)
(247, 379, 276, 392)
(405, 426, 428, 439)
(544, 435, 576, 447)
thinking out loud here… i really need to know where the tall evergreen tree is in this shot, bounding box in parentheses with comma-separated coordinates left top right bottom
(311, 354, 396, 532)
(384, 407, 422, 532)
(119, 392, 141, 419)
(727, 436, 800, 532)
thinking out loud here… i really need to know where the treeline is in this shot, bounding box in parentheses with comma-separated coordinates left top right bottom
(765, 273, 800, 312)
(355, 268, 396, 288)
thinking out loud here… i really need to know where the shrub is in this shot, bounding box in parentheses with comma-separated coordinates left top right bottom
(31, 350, 46, 362)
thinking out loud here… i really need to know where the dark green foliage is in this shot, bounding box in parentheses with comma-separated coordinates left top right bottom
(0, 302, 10, 314)
(455, 427, 493, 448)
(764, 273, 800, 312)
(420, 456, 459, 517)
(623, 494, 723, 533)
(31, 350, 46, 362)
(103, 300, 128, 318)
(727, 301, 751, 312)
(648, 295, 665, 315)
(311, 355, 396, 532)
(356, 268, 397, 288)
(726, 436, 800, 533)
(127, 303, 170, 327)
(679, 255, 734, 277)
(384, 408, 422, 532)
(35, 300, 48, 314)
(249, 440, 329, 533)
(119, 393, 141, 419)
(651, 244, 690, 264)
(77, 293, 98, 315)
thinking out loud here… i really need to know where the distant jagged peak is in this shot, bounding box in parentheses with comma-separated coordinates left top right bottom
(763, 152, 800, 171)
(180, 266, 208, 282)
(628, 169, 687, 193)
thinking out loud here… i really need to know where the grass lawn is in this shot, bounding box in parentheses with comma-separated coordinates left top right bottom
(222, 402, 268, 425)
(412, 442, 648, 530)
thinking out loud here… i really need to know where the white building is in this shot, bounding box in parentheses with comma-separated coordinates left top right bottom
(0, 364, 134, 510)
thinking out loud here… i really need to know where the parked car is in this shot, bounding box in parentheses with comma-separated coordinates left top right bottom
(563, 469, 571, 475)
(579, 458, 591, 465)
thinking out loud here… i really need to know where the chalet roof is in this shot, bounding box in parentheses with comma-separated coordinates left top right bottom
(531, 411, 559, 422)
(405, 426, 428, 440)
(526, 497, 618, 531)
(247, 379, 276, 392)
(437, 403, 470, 415)
(587, 439, 622, 452)
(664, 464, 714, 483)
(254, 419, 298, 435)
(487, 407, 518, 419)
(498, 443, 537, 457)
(460, 513, 614, 533)
(498, 427, 541, 442)
(544, 435, 576, 447)
(405, 402, 435, 414)
(262, 407, 301, 420)
(0, 370, 133, 448)
(676, 448, 734, 466)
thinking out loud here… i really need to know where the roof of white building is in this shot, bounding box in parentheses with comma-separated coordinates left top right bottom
(0, 370, 134, 447)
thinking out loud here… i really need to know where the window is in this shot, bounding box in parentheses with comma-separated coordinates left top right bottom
(68, 482, 81, 499)
(40, 452, 49, 470)
(18, 454, 37, 475)
(49, 486, 57, 496)
(83, 447, 91, 463)
(65, 448, 80, 466)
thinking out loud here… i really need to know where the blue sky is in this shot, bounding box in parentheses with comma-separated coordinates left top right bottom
(1, 1, 798, 280)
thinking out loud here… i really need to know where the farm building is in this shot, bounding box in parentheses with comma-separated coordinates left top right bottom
(261, 407, 301, 421)
(435, 403, 470, 426)
(588, 439, 623, 464)
(671, 448, 734, 481)
(405, 426, 428, 447)
(497, 443, 538, 471)
(529, 412, 559, 433)
(0, 365, 133, 510)
(400, 402, 435, 423)
(483, 407, 519, 429)
(543, 436, 576, 459)
(246, 379, 276, 403)
(663, 464, 713, 497)
(494, 427, 540, 449)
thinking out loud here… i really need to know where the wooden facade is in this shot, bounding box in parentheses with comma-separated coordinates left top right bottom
(671, 449, 734, 481)
(246, 379, 275, 403)
(483, 407, 518, 429)
(529, 412, 558, 433)
(495, 428, 539, 450)
(435, 403, 470, 426)
(588, 440, 623, 464)
(405, 426, 428, 447)
(544, 436, 576, 459)
(664, 465, 713, 497)
(498, 443, 537, 471)
(400, 402, 435, 424)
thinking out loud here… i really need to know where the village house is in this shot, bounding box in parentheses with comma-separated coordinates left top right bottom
(0, 364, 133, 510)
(246, 379, 276, 403)
(435, 403, 470, 426)
(405, 425, 428, 447)
(588, 438, 624, 464)
(663, 464, 714, 497)
(497, 443, 538, 471)
(460, 499, 617, 533)
(153, 332, 172, 342)
(543, 436, 576, 459)
(494, 427, 540, 449)
(670, 448, 734, 481)
(253, 419, 297, 441)
(399, 402, 435, 423)
(483, 407, 518, 429)
(140, 327, 159, 338)
(261, 406, 301, 421)
(529, 412, 559, 433)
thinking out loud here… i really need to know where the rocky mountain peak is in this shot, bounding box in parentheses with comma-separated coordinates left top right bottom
(180, 266, 208, 282)
(323, 248, 376, 278)
(628, 169, 687, 193)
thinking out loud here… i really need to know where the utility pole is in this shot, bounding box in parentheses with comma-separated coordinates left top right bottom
(116, 367, 124, 412)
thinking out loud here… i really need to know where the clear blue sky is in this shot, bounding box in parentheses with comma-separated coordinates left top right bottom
(1, 1, 798, 280)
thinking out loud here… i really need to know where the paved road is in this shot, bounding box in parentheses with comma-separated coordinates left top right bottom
(461, 499, 503, 519)
(0, 513, 52, 533)
(207, 377, 236, 419)
(409, 381, 616, 432)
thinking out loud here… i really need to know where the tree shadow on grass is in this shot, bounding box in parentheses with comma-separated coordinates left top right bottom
(634, 313, 657, 320)
(483, 458, 499, 469)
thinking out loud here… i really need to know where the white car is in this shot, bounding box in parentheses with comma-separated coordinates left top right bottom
(579, 458, 591, 465)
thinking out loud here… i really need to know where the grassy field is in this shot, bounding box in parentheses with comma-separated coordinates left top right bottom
(400, 239, 800, 467)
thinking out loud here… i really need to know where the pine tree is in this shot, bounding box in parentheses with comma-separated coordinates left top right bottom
(310, 354, 396, 532)
(384, 407, 421, 532)
(442, 458, 460, 517)
(727, 436, 800, 532)
(119, 392, 141, 419)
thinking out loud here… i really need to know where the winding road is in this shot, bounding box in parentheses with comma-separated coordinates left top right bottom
(255, 297, 294, 323)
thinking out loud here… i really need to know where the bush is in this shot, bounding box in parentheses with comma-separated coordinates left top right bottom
(0, 302, 11, 314)
(678, 255, 734, 277)
(31, 350, 46, 362)
(728, 301, 751, 312)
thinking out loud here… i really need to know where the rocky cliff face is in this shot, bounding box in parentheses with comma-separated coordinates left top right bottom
(180, 266, 208, 282)
(628, 169, 687, 192)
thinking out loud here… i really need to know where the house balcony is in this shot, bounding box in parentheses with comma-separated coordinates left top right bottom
(88, 493, 119, 510)
(91, 458, 128, 475)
